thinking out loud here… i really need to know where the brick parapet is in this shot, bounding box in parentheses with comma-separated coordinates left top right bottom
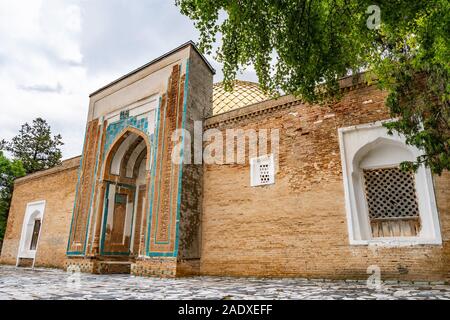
(14, 156, 81, 186)
(205, 72, 376, 129)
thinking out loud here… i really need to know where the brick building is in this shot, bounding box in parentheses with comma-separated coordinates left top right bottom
(1, 42, 448, 281)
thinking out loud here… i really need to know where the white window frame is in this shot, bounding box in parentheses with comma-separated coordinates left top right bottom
(338, 120, 442, 246)
(250, 154, 275, 187)
(16, 200, 46, 267)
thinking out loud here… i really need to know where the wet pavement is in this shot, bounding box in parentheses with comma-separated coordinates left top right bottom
(0, 265, 449, 300)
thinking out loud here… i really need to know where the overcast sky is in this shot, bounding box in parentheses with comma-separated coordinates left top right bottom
(0, 0, 257, 159)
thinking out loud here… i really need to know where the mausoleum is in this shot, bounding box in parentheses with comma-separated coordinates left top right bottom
(1, 42, 448, 281)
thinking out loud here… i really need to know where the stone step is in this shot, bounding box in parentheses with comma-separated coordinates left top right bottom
(17, 258, 34, 268)
(97, 261, 131, 274)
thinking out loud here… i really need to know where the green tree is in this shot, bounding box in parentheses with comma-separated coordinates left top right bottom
(3, 118, 64, 174)
(0, 151, 26, 241)
(177, 0, 449, 174)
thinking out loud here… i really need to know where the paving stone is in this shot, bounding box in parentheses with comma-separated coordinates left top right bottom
(1, 265, 450, 300)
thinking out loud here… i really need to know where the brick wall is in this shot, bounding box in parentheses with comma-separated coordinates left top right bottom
(0, 157, 80, 268)
(67, 120, 100, 254)
(1, 72, 448, 282)
(177, 46, 213, 265)
(201, 82, 450, 281)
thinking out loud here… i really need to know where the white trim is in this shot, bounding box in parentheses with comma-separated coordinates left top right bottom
(16, 200, 46, 267)
(338, 120, 442, 246)
(129, 190, 140, 254)
(338, 128, 355, 245)
(111, 134, 137, 175)
(350, 238, 442, 246)
(126, 140, 147, 178)
(337, 118, 397, 134)
(104, 94, 159, 122)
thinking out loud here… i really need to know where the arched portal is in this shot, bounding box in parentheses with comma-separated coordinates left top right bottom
(99, 129, 150, 257)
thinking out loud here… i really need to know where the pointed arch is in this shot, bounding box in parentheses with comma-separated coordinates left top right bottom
(352, 137, 415, 172)
(103, 127, 151, 181)
(98, 127, 152, 256)
(339, 121, 442, 245)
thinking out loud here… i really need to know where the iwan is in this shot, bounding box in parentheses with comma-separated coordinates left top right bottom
(178, 305, 213, 318)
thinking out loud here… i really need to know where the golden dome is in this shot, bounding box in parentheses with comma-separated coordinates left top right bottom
(212, 80, 269, 115)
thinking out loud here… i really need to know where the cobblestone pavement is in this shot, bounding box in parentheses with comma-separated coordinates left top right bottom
(0, 265, 449, 300)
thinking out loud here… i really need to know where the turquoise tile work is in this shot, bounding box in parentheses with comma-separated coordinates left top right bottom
(104, 115, 150, 154)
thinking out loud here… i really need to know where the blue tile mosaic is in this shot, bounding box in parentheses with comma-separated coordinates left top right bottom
(104, 115, 150, 154)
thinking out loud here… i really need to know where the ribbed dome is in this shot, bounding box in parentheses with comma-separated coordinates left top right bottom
(212, 80, 269, 115)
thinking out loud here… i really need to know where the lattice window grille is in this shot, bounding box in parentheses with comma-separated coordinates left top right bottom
(363, 167, 420, 220)
(251, 154, 275, 187)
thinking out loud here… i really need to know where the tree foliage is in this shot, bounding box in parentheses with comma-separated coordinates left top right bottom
(2, 118, 64, 174)
(0, 151, 26, 241)
(177, 0, 449, 174)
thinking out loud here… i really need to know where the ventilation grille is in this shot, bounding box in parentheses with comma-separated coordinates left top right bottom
(363, 167, 420, 220)
(251, 154, 275, 187)
(259, 163, 271, 184)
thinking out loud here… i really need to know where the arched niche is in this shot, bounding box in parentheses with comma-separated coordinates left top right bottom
(99, 127, 151, 256)
(17, 201, 46, 265)
(339, 121, 441, 245)
(103, 127, 151, 181)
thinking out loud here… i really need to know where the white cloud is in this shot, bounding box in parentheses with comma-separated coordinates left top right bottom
(0, 0, 110, 158)
(0, 0, 257, 159)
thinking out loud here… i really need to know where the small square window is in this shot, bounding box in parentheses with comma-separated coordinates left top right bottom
(250, 154, 275, 187)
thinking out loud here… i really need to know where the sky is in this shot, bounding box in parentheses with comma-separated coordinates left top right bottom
(0, 0, 257, 159)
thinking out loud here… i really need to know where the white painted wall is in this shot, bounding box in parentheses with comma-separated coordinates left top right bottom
(89, 47, 189, 121)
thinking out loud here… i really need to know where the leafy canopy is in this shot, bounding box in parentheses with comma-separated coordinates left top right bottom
(176, 0, 450, 174)
(0, 118, 62, 241)
(2, 118, 64, 174)
(0, 151, 26, 241)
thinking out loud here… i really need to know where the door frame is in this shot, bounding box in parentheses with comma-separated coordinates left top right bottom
(16, 200, 46, 268)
